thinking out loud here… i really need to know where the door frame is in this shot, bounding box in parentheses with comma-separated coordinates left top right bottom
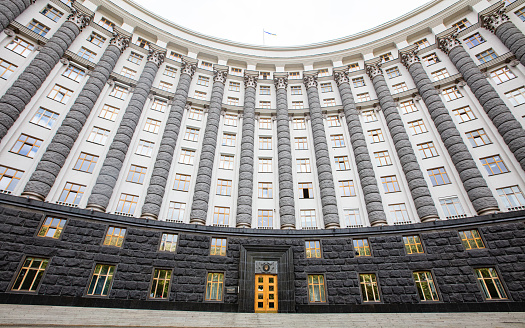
(254, 273, 278, 313)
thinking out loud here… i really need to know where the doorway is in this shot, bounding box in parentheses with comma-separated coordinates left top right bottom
(254, 274, 278, 313)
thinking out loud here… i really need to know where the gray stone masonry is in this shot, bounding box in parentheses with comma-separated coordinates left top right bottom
(22, 34, 130, 201)
(0, 0, 34, 35)
(303, 73, 339, 229)
(189, 68, 227, 225)
(86, 49, 164, 212)
(400, 49, 499, 216)
(0, 9, 91, 141)
(333, 70, 388, 226)
(141, 60, 197, 220)
(437, 32, 525, 172)
(235, 73, 257, 228)
(366, 62, 439, 222)
(274, 75, 295, 229)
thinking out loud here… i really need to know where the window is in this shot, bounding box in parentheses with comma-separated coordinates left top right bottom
(103, 226, 126, 247)
(353, 77, 365, 87)
(99, 104, 119, 121)
(300, 209, 316, 228)
(307, 275, 326, 303)
(27, 20, 49, 36)
(259, 118, 272, 129)
(258, 182, 273, 198)
(289, 72, 300, 79)
(476, 49, 497, 64)
(323, 98, 336, 107)
(475, 268, 507, 300)
(516, 6, 525, 21)
(229, 81, 240, 92)
(348, 63, 360, 72)
(6, 37, 34, 57)
(442, 86, 463, 101)
(464, 33, 485, 48)
(295, 137, 308, 150)
(503, 0, 517, 5)
(389, 203, 410, 224)
(149, 269, 171, 299)
(116, 193, 138, 214)
(325, 115, 340, 127)
(62, 64, 85, 82)
(505, 86, 525, 106)
(392, 82, 408, 94)
(158, 81, 172, 91)
(357, 93, 371, 102)
(428, 167, 451, 186)
(413, 271, 439, 301)
(305, 240, 321, 258)
(216, 179, 232, 196)
(37, 217, 66, 239)
(188, 108, 203, 121)
(339, 180, 356, 197)
(158, 233, 178, 252)
(318, 68, 329, 77)
(173, 174, 191, 191)
(11, 257, 48, 292)
(257, 209, 273, 228)
(431, 68, 450, 81)
(210, 237, 227, 256)
(380, 52, 393, 62)
(87, 32, 106, 47)
(344, 209, 362, 227)
(136, 140, 154, 157)
(125, 52, 143, 65)
(184, 127, 199, 142)
(320, 82, 332, 93)
(417, 142, 438, 159)
(219, 155, 234, 170)
(126, 165, 147, 184)
(224, 114, 237, 126)
(98, 17, 114, 31)
(87, 127, 109, 145)
(497, 185, 525, 209)
(0, 166, 23, 192)
(353, 239, 371, 256)
(381, 175, 400, 193)
(230, 67, 242, 75)
(480, 155, 509, 175)
(453, 106, 476, 123)
(440, 197, 466, 218)
(205, 272, 224, 301)
(335, 156, 350, 170)
(386, 67, 401, 79)
(466, 129, 491, 147)
(167, 202, 185, 222)
(490, 67, 516, 85)
(0, 59, 17, 80)
(10, 134, 42, 158)
(292, 101, 304, 109)
(452, 18, 472, 32)
(260, 85, 271, 95)
(120, 67, 136, 79)
(197, 75, 209, 87)
(47, 84, 72, 103)
(73, 152, 98, 173)
(293, 118, 306, 129)
(151, 99, 167, 112)
(164, 66, 177, 77)
(400, 100, 418, 114)
(58, 182, 85, 205)
(213, 207, 230, 226)
(201, 61, 213, 70)
(168, 51, 182, 61)
(374, 151, 392, 166)
(256, 137, 271, 150)
(259, 101, 271, 109)
(87, 264, 115, 296)
(41, 5, 63, 22)
(135, 37, 150, 50)
(403, 236, 423, 254)
(360, 274, 380, 302)
(77, 47, 96, 61)
(291, 85, 303, 94)
(331, 134, 345, 147)
(110, 85, 128, 99)
(144, 118, 161, 134)
(222, 133, 236, 147)
(227, 97, 239, 106)
(30, 107, 58, 128)
(408, 119, 427, 135)
(422, 53, 439, 66)
(298, 182, 314, 199)
(368, 129, 384, 143)
(414, 38, 430, 49)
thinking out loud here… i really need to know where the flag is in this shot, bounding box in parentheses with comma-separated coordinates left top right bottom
(264, 30, 277, 36)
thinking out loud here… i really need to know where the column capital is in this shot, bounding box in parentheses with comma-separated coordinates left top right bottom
(67, 8, 91, 31)
(181, 59, 197, 77)
(213, 69, 228, 84)
(273, 75, 288, 90)
(480, 3, 509, 34)
(244, 72, 258, 89)
(365, 61, 383, 80)
(399, 47, 421, 69)
(303, 73, 318, 89)
(147, 48, 166, 67)
(436, 31, 461, 55)
(333, 70, 350, 87)
(109, 32, 130, 53)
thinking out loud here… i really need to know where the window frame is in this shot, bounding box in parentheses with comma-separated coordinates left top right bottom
(36, 216, 67, 240)
(306, 273, 327, 304)
(204, 271, 225, 303)
(148, 267, 173, 301)
(358, 272, 382, 303)
(102, 226, 127, 248)
(472, 267, 509, 301)
(209, 237, 228, 257)
(84, 262, 117, 298)
(9, 255, 51, 294)
(412, 270, 441, 302)
(158, 233, 179, 253)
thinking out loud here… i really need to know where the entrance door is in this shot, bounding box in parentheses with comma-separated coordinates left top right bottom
(254, 274, 278, 313)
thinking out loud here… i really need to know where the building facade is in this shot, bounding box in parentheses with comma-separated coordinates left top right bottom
(0, 0, 524, 313)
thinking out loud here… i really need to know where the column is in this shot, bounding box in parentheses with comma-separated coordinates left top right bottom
(303, 72, 340, 229)
(235, 72, 257, 228)
(0, 0, 36, 34)
(22, 33, 130, 201)
(400, 48, 499, 215)
(140, 59, 197, 220)
(188, 67, 228, 225)
(480, 3, 525, 67)
(365, 61, 439, 222)
(333, 69, 388, 226)
(86, 48, 165, 212)
(437, 31, 525, 172)
(0, 9, 91, 141)
(274, 74, 295, 229)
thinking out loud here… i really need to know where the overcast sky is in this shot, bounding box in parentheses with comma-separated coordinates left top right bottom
(131, 0, 430, 46)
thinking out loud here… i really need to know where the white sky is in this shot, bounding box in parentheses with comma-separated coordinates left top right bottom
(131, 0, 430, 47)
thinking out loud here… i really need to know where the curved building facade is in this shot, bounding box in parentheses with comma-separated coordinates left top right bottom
(0, 0, 524, 313)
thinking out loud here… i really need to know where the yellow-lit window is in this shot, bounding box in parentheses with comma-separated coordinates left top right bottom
(295, 137, 308, 149)
(476, 48, 497, 64)
(216, 179, 232, 196)
(392, 82, 408, 94)
(184, 127, 199, 142)
(205, 272, 224, 301)
(87, 127, 109, 145)
(116, 193, 138, 214)
(47, 84, 73, 103)
(308, 275, 326, 303)
(213, 207, 230, 226)
(389, 203, 410, 224)
(422, 53, 439, 66)
(296, 158, 311, 173)
(0, 165, 23, 192)
(381, 175, 400, 193)
(408, 119, 427, 135)
(320, 82, 332, 92)
(335, 156, 350, 170)
(464, 33, 485, 48)
(164, 66, 177, 77)
(491, 67, 516, 84)
(414, 38, 430, 49)
(37, 217, 66, 239)
(224, 114, 238, 126)
(452, 18, 472, 32)
(30, 107, 58, 128)
(331, 134, 345, 147)
(222, 133, 236, 146)
(219, 155, 234, 170)
(413, 271, 439, 301)
(386, 67, 401, 79)
(188, 108, 203, 121)
(6, 37, 34, 57)
(27, 19, 49, 36)
(348, 63, 360, 72)
(475, 268, 507, 300)
(339, 180, 356, 197)
(257, 209, 273, 228)
(259, 117, 272, 129)
(99, 104, 119, 121)
(428, 167, 451, 186)
(418, 142, 438, 159)
(258, 182, 273, 198)
(73, 152, 98, 173)
(77, 47, 96, 61)
(374, 150, 392, 166)
(10, 134, 42, 158)
(62, 64, 85, 82)
(466, 129, 491, 147)
(158, 81, 172, 91)
(103, 226, 126, 247)
(260, 85, 271, 95)
(229, 81, 240, 92)
(299, 182, 314, 199)
(173, 174, 191, 191)
(353, 239, 371, 256)
(110, 85, 128, 99)
(292, 101, 304, 109)
(144, 118, 161, 134)
(452, 106, 476, 123)
(353, 77, 365, 87)
(360, 274, 380, 302)
(357, 93, 371, 102)
(403, 236, 424, 254)
(259, 158, 272, 172)
(167, 202, 185, 222)
(431, 68, 450, 81)
(459, 229, 485, 250)
(305, 240, 321, 258)
(368, 129, 384, 143)
(442, 86, 463, 101)
(120, 67, 136, 79)
(480, 155, 509, 175)
(149, 269, 171, 299)
(11, 257, 49, 292)
(136, 139, 154, 157)
(178, 149, 195, 165)
(87, 32, 106, 47)
(293, 118, 306, 129)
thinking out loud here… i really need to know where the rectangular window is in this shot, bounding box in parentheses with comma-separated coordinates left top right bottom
(289, 72, 300, 79)
(300, 209, 316, 229)
(151, 99, 167, 112)
(167, 202, 185, 222)
(299, 182, 314, 199)
(348, 63, 360, 72)
(27, 19, 49, 36)
(464, 33, 485, 48)
(0, 165, 23, 192)
(227, 97, 239, 106)
(339, 180, 356, 197)
(230, 67, 242, 75)
(389, 203, 410, 224)
(323, 98, 336, 107)
(305, 240, 321, 258)
(293, 118, 306, 129)
(491, 66, 516, 84)
(497, 185, 525, 209)
(201, 61, 213, 70)
(344, 209, 362, 228)
(11, 257, 49, 292)
(353, 239, 371, 256)
(135, 37, 150, 49)
(400, 100, 418, 114)
(258, 182, 273, 198)
(381, 175, 400, 193)
(194, 90, 207, 100)
(149, 269, 171, 299)
(374, 150, 392, 166)
(144, 118, 161, 134)
(292, 101, 304, 109)
(213, 207, 230, 226)
(77, 47, 96, 61)
(392, 82, 408, 94)
(260, 85, 271, 95)
(136, 139, 154, 157)
(318, 68, 329, 77)
(257, 209, 273, 228)
(296, 159, 311, 173)
(173, 174, 191, 191)
(188, 108, 203, 121)
(442, 86, 463, 101)
(98, 17, 115, 31)
(466, 128, 491, 147)
(357, 93, 371, 102)
(127, 52, 143, 64)
(380, 52, 393, 62)
(159, 233, 178, 252)
(459, 229, 485, 250)
(452, 18, 472, 32)
(184, 127, 199, 142)
(62, 64, 85, 82)
(87, 32, 106, 47)
(168, 52, 182, 61)
(440, 196, 466, 218)
(87, 127, 110, 145)
(505, 86, 525, 106)
(386, 67, 401, 79)
(476, 49, 497, 64)
(219, 155, 234, 170)
(222, 133, 236, 147)
(126, 165, 147, 184)
(422, 53, 439, 66)
(158, 81, 172, 91)
(104, 226, 126, 247)
(164, 66, 177, 77)
(413, 271, 439, 301)
(6, 37, 34, 57)
(291, 85, 303, 94)
(210, 237, 227, 256)
(30, 107, 59, 129)
(259, 117, 272, 129)
(353, 77, 365, 87)
(363, 110, 377, 122)
(41, 5, 63, 22)
(320, 82, 332, 93)
(228, 81, 240, 92)
(116, 193, 138, 214)
(418, 142, 440, 161)
(475, 268, 507, 300)
(408, 119, 427, 134)
(110, 85, 128, 99)
(48, 84, 73, 104)
(120, 67, 136, 79)
(516, 7, 525, 21)
(335, 156, 350, 170)
(10, 134, 42, 158)
(73, 152, 98, 173)
(87, 264, 115, 296)
(197, 75, 209, 86)
(307, 275, 326, 303)
(99, 104, 119, 121)
(205, 272, 224, 301)
(453, 106, 476, 123)
(295, 137, 308, 150)
(259, 101, 271, 109)
(331, 134, 345, 147)
(427, 167, 451, 186)
(224, 114, 238, 126)
(37, 217, 66, 239)
(216, 179, 232, 196)
(0, 58, 17, 80)
(360, 274, 380, 302)
(403, 236, 423, 254)
(368, 129, 384, 143)
(414, 38, 430, 49)
(431, 68, 450, 81)
(480, 155, 509, 175)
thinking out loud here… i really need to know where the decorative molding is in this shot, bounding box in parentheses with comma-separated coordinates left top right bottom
(4, 29, 15, 37)
(147, 48, 165, 67)
(185, 103, 192, 111)
(414, 94, 422, 102)
(303, 74, 318, 89)
(213, 69, 228, 84)
(67, 8, 91, 32)
(365, 62, 383, 79)
(333, 71, 350, 87)
(457, 81, 467, 88)
(273, 76, 288, 90)
(244, 73, 258, 89)
(255, 261, 278, 274)
(181, 60, 197, 78)
(400, 49, 421, 69)
(59, 58, 69, 66)
(480, 4, 509, 34)
(107, 79, 115, 86)
(436, 32, 461, 55)
(109, 33, 130, 53)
